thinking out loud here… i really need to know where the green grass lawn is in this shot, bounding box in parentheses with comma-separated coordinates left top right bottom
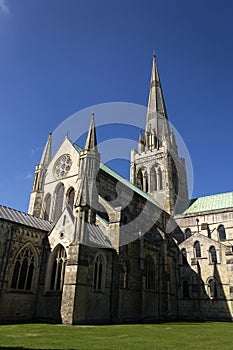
(0, 322, 232, 350)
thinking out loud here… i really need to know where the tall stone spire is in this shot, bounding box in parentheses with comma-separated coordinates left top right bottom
(145, 55, 170, 149)
(84, 113, 97, 151)
(130, 55, 189, 215)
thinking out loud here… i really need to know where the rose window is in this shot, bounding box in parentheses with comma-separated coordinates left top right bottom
(54, 154, 72, 178)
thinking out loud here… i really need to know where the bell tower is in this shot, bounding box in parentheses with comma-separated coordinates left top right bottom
(130, 55, 188, 214)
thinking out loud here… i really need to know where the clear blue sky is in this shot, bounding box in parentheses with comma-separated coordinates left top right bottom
(1, 0, 233, 212)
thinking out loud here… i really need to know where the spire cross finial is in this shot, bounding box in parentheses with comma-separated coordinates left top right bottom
(66, 131, 69, 138)
(153, 50, 156, 59)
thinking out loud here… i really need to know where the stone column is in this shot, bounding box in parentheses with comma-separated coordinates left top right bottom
(60, 243, 80, 324)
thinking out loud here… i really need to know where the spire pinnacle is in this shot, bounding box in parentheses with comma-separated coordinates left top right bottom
(138, 130, 143, 144)
(145, 55, 170, 149)
(84, 113, 98, 151)
(40, 132, 52, 167)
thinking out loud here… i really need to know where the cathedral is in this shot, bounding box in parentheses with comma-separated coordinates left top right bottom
(1, 56, 233, 324)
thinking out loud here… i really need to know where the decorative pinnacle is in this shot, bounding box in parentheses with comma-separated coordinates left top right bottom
(84, 113, 97, 151)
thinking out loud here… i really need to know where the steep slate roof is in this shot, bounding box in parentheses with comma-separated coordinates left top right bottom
(0, 205, 52, 231)
(86, 224, 113, 248)
(184, 192, 233, 214)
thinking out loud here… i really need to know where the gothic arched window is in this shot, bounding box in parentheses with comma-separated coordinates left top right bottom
(93, 254, 106, 292)
(11, 246, 36, 291)
(144, 171, 148, 193)
(67, 187, 75, 209)
(50, 244, 67, 291)
(185, 228, 191, 239)
(150, 167, 157, 192)
(181, 248, 188, 265)
(53, 183, 64, 222)
(218, 225, 226, 241)
(136, 169, 143, 190)
(194, 241, 201, 258)
(209, 246, 217, 264)
(157, 167, 163, 190)
(44, 193, 51, 220)
(208, 278, 217, 298)
(183, 281, 189, 298)
(145, 255, 155, 290)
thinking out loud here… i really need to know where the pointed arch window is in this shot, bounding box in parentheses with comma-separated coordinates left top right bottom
(183, 281, 190, 298)
(185, 228, 191, 239)
(93, 254, 106, 292)
(53, 183, 64, 222)
(44, 193, 51, 220)
(194, 241, 201, 258)
(181, 248, 188, 265)
(136, 169, 143, 190)
(209, 246, 217, 264)
(157, 167, 163, 190)
(11, 246, 35, 291)
(218, 225, 226, 241)
(208, 278, 217, 298)
(143, 171, 148, 193)
(145, 255, 155, 290)
(67, 187, 75, 209)
(150, 167, 157, 192)
(50, 244, 67, 291)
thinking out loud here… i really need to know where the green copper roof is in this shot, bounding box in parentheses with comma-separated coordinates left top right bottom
(73, 143, 159, 207)
(184, 192, 233, 214)
(99, 163, 159, 206)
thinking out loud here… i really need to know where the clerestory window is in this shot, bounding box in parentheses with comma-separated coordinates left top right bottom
(209, 246, 217, 264)
(194, 241, 201, 258)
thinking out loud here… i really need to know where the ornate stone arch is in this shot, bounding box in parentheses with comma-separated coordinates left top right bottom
(10, 243, 38, 291)
(45, 244, 67, 292)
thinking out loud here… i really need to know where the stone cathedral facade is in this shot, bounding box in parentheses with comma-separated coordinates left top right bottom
(1, 56, 233, 324)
